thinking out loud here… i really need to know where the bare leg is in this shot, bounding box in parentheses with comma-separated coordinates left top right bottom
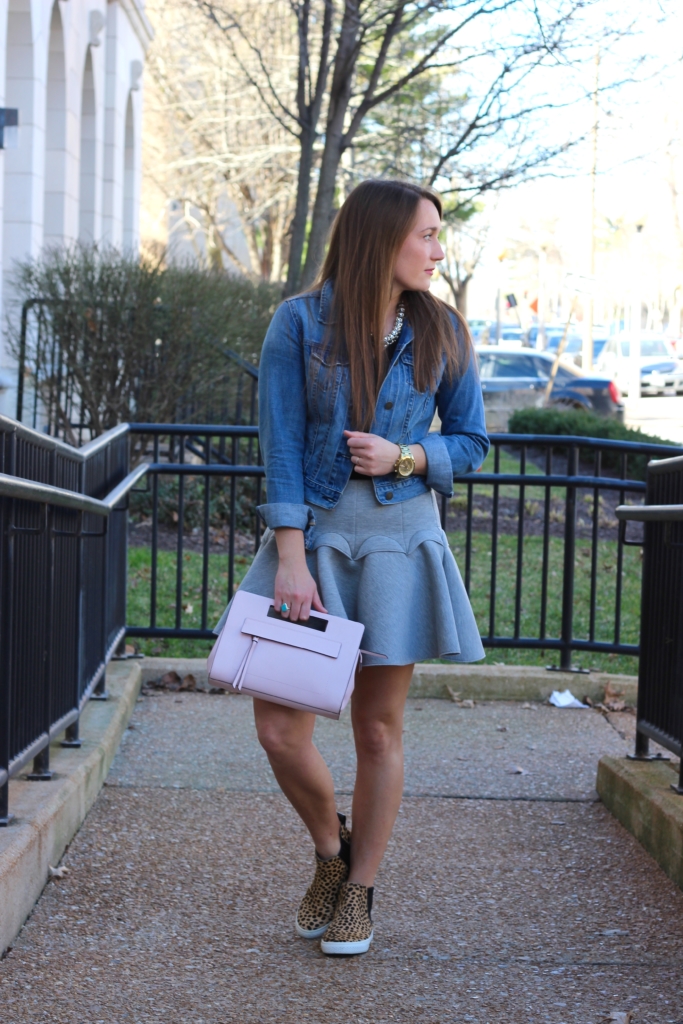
(349, 664, 414, 887)
(253, 698, 341, 859)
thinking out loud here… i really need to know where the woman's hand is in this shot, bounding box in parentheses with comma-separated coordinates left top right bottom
(274, 528, 327, 621)
(344, 430, 400, 476)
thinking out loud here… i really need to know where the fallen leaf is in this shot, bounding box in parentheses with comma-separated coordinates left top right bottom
(506, 766, 528, 775)
(521, 702, 538, 711)
(171, 511, 179, 523)
(159, 671, 181, 691)
(124, 644, 137, 656)
(179, 674, 197, 692)
(598, 1013, 633, 1024)
(604, 681, 624, 702)
(48, 865, 70, 880)
(182, 603, 194, 614)
(446, 686, 475, 707)
(496, 725, 508, 732)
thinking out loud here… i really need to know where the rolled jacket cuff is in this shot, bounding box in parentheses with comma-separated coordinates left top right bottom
(417, 433, 455, 496)
(256, 502, 316, 532)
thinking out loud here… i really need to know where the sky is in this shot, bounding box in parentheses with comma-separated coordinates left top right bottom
(462, 0, 683, 327)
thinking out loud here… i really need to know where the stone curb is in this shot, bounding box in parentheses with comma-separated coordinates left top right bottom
(141, 656, 637, 704)
(597, 755, 683, 891)
(0, 661, 142, 955)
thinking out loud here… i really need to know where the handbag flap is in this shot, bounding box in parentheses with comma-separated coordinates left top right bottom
(240, 617, 342, 659)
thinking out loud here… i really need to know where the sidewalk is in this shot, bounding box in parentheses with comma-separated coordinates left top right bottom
(2, 690, 683, 1024)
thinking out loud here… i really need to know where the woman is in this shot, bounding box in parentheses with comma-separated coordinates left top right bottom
(215, 179, 489, 956)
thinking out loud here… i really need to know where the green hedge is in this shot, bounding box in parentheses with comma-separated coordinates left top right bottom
(10, 246, 280, 435)
(507, 408, 679, 480)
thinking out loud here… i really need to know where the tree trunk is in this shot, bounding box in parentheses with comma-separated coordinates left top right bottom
(301, 1, 360, 288)
(454, 278, 469, 319)
(285, 124, 316, 295)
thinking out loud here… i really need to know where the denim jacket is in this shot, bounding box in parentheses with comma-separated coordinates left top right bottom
(257, 279, 489, 541)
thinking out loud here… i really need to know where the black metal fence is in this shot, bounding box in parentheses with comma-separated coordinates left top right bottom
(616, 454, 683, 789)
(3, 413, 683, 826)
(16, 299, 260, 442)
(0, 416, 145, 825)
(126, 424, 263, 642)
(124, 426, 683, 669)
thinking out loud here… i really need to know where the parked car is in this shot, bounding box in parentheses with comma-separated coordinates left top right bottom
(543, 332, 609, 368)
(467, 319, 492, 344)
(596, 335, 683, 396)
(476, 346, 624, 419)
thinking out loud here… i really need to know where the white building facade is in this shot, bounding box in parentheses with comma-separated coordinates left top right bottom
(0, 0, 152, 417)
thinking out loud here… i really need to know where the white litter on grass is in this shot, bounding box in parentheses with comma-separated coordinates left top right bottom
(549, 689, 589, 709)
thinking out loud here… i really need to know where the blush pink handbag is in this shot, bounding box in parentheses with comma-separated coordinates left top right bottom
(207, 591, 383, 719)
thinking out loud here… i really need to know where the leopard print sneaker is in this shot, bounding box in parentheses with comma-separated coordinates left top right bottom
(295, 813, 351, 939)
(320, 882, 374, 955)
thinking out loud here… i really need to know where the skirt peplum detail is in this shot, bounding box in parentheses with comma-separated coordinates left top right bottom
(214, 480, 484, 667)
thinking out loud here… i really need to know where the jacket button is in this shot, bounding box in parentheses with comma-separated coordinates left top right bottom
(385, 491, 393, 500)
(384, 401, 393, 409)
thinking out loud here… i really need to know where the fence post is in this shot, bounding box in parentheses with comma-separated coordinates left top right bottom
(0, 496, 11, 824)
(26, 504, 55, 780)
(559, 445, 578, 672)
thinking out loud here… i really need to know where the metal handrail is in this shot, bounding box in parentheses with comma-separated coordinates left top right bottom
(493, 432, 683, 457)
(0, 464, 147, 515)
(0, 414, 131, 461)
(616, 504, 683, 523)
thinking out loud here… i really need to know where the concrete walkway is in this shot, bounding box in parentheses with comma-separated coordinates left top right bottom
(2, 691, 683, 1024)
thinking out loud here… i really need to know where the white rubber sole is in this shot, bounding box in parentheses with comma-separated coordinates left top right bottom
(320, 931, 373, 956)
(295, 916, 329, 939)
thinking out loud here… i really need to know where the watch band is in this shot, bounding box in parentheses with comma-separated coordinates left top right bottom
(394, 444, 416, 478)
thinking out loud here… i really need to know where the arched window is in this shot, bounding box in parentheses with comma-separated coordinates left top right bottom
(3, 0, 36, 265)
(78, 48, 96, 243)
(43, 1, 67, 247)
(122, 94, 135, 250)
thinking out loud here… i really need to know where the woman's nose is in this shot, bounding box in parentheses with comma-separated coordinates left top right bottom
(432, 241, 445, 261)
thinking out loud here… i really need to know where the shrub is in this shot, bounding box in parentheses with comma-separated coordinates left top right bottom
(129, 475, 259, 534)
(507, 408, 680, 480)
(9, 245, 279, 438)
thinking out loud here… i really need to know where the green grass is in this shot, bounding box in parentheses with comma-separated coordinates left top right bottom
(127, 529, 640, 675)
(446, 530, 640, 676)
(127, 547, 253, 659)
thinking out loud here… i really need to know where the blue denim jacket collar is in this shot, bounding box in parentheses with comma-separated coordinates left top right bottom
(317, 278, 415, 362)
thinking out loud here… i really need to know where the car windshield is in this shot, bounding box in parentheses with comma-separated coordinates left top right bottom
(619, 339, 670, 358)
(484, 354, 538, 378)
(546, 335, 582, 352)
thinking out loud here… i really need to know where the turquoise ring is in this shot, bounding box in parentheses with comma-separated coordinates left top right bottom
(280, 602, 289, 613)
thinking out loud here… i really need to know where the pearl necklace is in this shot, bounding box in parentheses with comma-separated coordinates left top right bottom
(383, 303, 405, 347)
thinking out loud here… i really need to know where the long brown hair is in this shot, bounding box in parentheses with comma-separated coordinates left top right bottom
(313, 178, 471, 430)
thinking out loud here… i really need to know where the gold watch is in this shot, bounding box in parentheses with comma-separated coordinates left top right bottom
(394, 444, 416, 478)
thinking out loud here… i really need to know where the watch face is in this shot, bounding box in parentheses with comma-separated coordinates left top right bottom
(398, 457, 414, 477)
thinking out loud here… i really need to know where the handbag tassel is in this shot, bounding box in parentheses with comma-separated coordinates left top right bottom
(233, 636, 259, 691)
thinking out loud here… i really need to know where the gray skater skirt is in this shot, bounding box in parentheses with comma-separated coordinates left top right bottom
(214, 480, 484, 666)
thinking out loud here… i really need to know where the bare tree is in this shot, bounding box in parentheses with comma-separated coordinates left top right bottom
(439, 218, 490, 317)
(144, 0, 299, 281)
(192, 0, 640, 294)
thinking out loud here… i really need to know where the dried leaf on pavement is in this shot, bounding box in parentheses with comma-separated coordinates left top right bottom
(506, 765, 528, 775)
(598, 1012, 633, 1024)
(159, 671, 181, 691)
(446, 686, 475, 707)
(48, 865, 70, 880)
(179, 674, 197, 691)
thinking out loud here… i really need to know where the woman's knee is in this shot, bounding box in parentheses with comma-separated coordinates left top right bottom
(353, 716, 401, 762)
(253, 704, 311, 761)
